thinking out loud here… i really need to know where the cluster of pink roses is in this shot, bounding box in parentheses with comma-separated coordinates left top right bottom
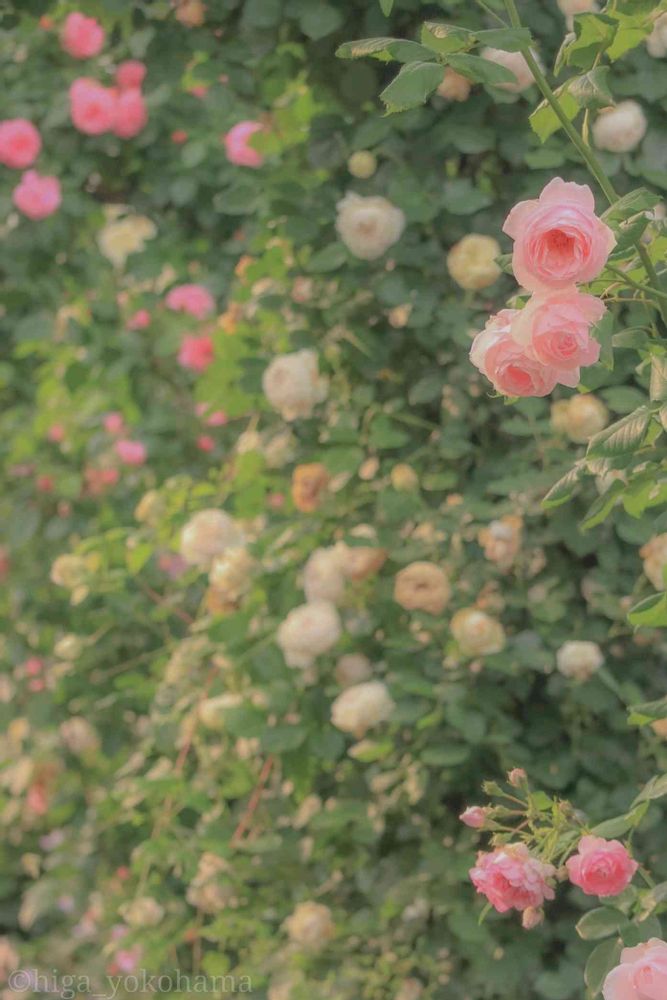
(471, 178, 615, 397)
(224, 120, 264, 168)
(165, 283, 217, 374)
(0, 118, 61, 220)
(69, 64, 148, 140)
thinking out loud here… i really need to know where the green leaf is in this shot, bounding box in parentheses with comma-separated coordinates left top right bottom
(584, 938, 623, 996)
(591, 804, 648, 838)
(587, 406, 651, 458)
(581, 480, 625, 531)
(379, 0, 395, 14)
(530, 91, 580, 143)
(632, 772, 667, 807)
(442, 178, 493, 215)
(336, 37, 435, 64)
(475, 27, 532, 52)
(628, 695, 667, 726)
(261, 724, 307, 753)
(606, 11, 653, 60)
(420, 21, 474, 56)
(650, 353, 667, 403)
(447, 52, 517, 86)
(562, 13, 618, 71)
(308, 243, 347, 272)
(627, 592, 667, 629)
(530, 68, 612, 143)
(576, 908, 627, 942)
(380, 62, 447, 113)
(300, 3, 344, 40)
(542, 465, 583, 509)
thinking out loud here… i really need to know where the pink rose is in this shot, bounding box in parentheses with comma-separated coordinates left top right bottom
(112, 88, 148, 139)
(470, 309, 560, 397)
(205, 409, 228, 427)
(460, 806, 487, 829)
(61, 12, 105, 59)
(70, 78, 116, 135)
(165, 283, 215, 319)
(503, 178, 615, 292)
(470, 843, 556, 914)
(115, 439, 147, 466)
(0, 119, 42, 169)
(197, 434, 215, 452)
(178, 334, 214, 372)
(603, 939, 667, 1000)
(103, 412, 124, 434)
(115, 60, 147, 91)
(47, 423, 66, 443)
(127, 309, 151, 330)
(566, 836, 638, 897)
(13, 170, 61, 220)
(510, 288, 605, 387)
(224, 121, 264, 168)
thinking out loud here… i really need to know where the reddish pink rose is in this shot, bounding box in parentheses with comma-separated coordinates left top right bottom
(47, 423, 66, 443)
(24, 657, 43, 677)
(13, 170, 61, 220)
(0, 119, 42, 169)
(205, 409, 228, 427)
(503, 178, 615, 292)
(470, 843, 556, 914)
(112, 88, 148, 139)
(188, 84, 209, 99)
(470, 309, 560, 397)
(165, 283, 215, 320)
(178, 334, 214, 372)
(510, 288, 605, 387)
(197, 434, 215, 452)
(114, 946, 141, 974)
(567, 836, 638, 897)
(158, 552, 188, 578)
(460, 806, 487, 829)
(115, 60, 147, 90)
(61, 12, 105, 59)
(115, 439, 147, 466)
(84, 467, 119, 495)
(36, 475, 55, 493)
(70, 78, 116, 135)
(171, 129, 188, 144)
(603, 939, 667, 1000)
(224, 121, 264, 168)
(126, 308, 151, 330)
(103, 412, 125, 434)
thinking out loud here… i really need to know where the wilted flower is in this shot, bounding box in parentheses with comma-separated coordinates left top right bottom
(284, 901, 335, 949)
(447, 234, 501, 291)
(335, 192, 405, 260)
(331, 680, 395, 738)
(262, 349, 328, 421)
(394, 562, 451, 615)
(451, 607, 506, 656)
(291, 463, 330, 513)
(276, 601, 342, 669)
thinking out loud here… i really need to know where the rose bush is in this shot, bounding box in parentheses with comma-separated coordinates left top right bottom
(2, 2, 667, 999)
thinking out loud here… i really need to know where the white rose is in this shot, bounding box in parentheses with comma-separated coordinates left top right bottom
(121, 896, 164, 927)
(562, 394, 608, 443)
(640, 534, 667, 590)
(276, 601, 342, 669)
(303, 544, 348, 604)
(335, 653, 373, 687)
(481, 48, 540, 93)
(331, 680, 395, 738)
(60, 717, 100, 755)
(447, 234, 501, 291)
(556, 640, 603, 681)
(335, 192, 406, 261)
(97, 210, 156, 268)
(593, 101, 647, 153)
(557, 0, 599, 30)
(50, 553, 88, 589)
(647, 13, 667, 58)
(209, 546, 254, 603)
(450, 608, 506, 656)
(180, 509, 244, 569)
(284, 901, 335, 948)
(54, 634, 84, 660)
(437, 67, 471, 102)
(262, 348, 328, 421)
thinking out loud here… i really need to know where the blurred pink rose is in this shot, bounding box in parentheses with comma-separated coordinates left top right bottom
(188, 84, 208, 99)
(115, 439, 147, 466)
(61, 12, 105, 59)
(178, 334, 214, 372)
(84, 467, 119, 495)
(566, 836, 638, 897)
(224, 121, 264, 168)
(0, 119, 42, 169)
(115, 60, 147, 90)
(47, 423, 66, 443)
(158, 552, 188, 578)
(603, 939, 667, 1000)
(70, 78, 116, 135)
(113, 88, 148, 139)
(171, 129, 188, 144)
(460, 806, 487, 829)
(103, 412, 125, 434)
(127, 308, 151, 330)
(205, 409, 228, 426)
(24, 657, 43, 676)
(470, 843, 555, 914)
(470, 309, 560, 397)
(510, 288, 605, 387)
(503, 178, 615, 292)
(166, 283, 215, 319)
(197, 434, 215, 452)
(13, 170, 61, 220)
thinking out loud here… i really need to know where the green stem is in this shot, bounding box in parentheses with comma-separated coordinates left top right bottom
(607, 264, 667, 302)
(472, 0, 508, 27)
(503, 0, 667, 326)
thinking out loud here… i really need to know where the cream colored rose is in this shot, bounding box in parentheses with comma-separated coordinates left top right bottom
(447, 234, 501, 291)
(558, 394, 609, 443)
(121, 896, 164, 927)
(54, 633, 84, 660)
(450, 607, 506, 656)
(394, 562, 451, 615)
(134, 489, 165, 526)
(335, 192, 406, 261)
(198, 693, 243, 730)
(640, 534, 667, 590)
(437, 67, 471, 102)
(262, 348, 328, 421)
(303, 544, 348, 604)
(186, 853, 231, 913)
(0, 936, 19, 980)
(348, 151, 377, 179)
(647, 13, 667, 57)
(60, 717, 100, 755)
(344, 545, 387, 581)
(50, 553, 88, 589)
(335, 653, 373, 687)
(180, 509, 244, 569)
(481, 48, 539, 93)
(593, 101, 647, 153)
(478, 515, 523, 572)
(651, 718, 667, 740)
(390, 463, 419, 491)
(276, 601, 342, 669)
(556, 640, 603, 681)
(209, 546, 254, 604)
(263, 429, 296, 468)
(331, 680, 395, 738)
(174, 0, 206, 27)
(98, 208, 156, 268)
(557, 0, 599, 29)
(284, 901, 334, 948)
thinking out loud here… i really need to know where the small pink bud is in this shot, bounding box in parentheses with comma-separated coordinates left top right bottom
(508, 768, 527, 787)
(459, 806, 487, 829)
(521, 906, 544, 930)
